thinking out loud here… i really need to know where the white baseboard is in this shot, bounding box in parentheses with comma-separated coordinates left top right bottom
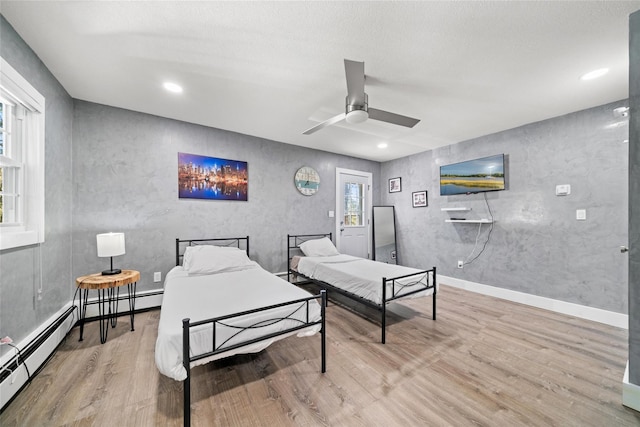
(80, 288, 163, 319)
(439, 275, 628, 329)
(623, 362, 640, 412)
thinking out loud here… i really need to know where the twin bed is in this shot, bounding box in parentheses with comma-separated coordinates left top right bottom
(287, 233, 437, 343)
(155, 237, 326, 427)
(155, 234, 436, 425)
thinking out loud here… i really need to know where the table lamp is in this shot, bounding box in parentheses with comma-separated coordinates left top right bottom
(96, 232, 125, 275)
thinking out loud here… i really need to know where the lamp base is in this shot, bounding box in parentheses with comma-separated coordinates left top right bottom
(101, 269, 122, 276)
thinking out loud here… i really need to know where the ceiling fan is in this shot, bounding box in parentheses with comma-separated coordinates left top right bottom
(303, 59, 420, 135)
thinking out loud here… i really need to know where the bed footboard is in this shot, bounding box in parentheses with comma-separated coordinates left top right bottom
(381, 267, 436, 343)
(181, 290, 326, 427)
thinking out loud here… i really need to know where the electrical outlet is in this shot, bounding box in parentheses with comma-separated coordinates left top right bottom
(457, 260, 464, 269)
(154, 272, 162, 283)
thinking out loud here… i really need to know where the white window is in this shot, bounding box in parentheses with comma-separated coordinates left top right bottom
(343, 182, 365, 226)
(0, 57, 45, 250)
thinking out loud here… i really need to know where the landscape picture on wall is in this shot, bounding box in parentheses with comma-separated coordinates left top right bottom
(440, 154, 505, 196)
(178, 152, 248, 201)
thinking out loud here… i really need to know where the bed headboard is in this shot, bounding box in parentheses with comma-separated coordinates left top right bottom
(287, 233, 333, 262)
(175, 236, 250, 266)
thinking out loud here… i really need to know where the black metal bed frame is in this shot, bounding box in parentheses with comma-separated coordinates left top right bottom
(175, 237, 326, 427)
(287, 233, 436, 344)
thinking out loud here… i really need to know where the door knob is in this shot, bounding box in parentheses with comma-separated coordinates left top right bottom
(621, 246, 629, 253)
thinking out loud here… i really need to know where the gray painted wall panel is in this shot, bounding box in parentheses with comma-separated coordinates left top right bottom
(72, 101, 380, 290)
(383, 102, 629, 314)
(0, 16, 74, 348)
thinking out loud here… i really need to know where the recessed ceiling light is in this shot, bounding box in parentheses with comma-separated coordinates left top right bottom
(377, 142, 388, 149)
(163, 82, 183, 93)
(580, 68, 609, 81)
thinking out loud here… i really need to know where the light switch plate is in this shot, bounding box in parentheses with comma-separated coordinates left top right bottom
(556, 184, 571, 196)
(154, 272, 162, 282)
(328, 210, 335, 218)
(576, 209, 586, 220)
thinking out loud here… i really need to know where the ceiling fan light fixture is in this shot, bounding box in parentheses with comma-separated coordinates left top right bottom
(345, 109, 368, 124)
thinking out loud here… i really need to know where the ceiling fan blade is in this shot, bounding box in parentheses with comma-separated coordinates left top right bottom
(303, 112, 347, 135)
(368, 108, 420, 128)
(344, 59, 366, 106)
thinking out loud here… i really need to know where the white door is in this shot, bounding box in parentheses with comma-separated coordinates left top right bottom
(336, 168, 372, 258)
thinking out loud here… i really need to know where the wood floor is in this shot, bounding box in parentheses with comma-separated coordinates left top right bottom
(1, 284, 638, 426)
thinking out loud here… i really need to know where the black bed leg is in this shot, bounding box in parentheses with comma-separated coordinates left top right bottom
(433, 288, 437, 321)
(382, 278, 387, 344)
(382, 307, 386, 344)
(432, 267, 437, 321)
(182, 318, 191, 427)
(321, 290, 327, 373)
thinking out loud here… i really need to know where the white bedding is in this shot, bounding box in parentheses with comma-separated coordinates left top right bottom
(155, 264, 322, 381)
(297, 254, 434, 305)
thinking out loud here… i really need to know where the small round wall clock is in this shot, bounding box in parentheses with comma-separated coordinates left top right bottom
(294, 166, 320, 196)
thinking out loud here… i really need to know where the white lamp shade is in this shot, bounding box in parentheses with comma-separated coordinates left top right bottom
(96, 232, 126, 257)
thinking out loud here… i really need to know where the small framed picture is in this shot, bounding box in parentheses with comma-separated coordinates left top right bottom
(389, 177, 402, 193)
(412, 190, 427, 208)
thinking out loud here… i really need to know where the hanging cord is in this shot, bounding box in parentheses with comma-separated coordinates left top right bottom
(464, 222, 484, 264)
(65, 287, 81, 337)
(4, 342, 31, 384)
(464, 192, 494, 265)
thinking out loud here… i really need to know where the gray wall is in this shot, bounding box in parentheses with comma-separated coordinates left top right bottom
(0, 16, 74, 349)
(382, 101, 629, 314)
(0, 12, 380, 349)
(629, 9, 640, 385)
(72, 101, 381, 291)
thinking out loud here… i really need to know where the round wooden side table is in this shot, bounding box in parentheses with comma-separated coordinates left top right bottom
(75, 269, 139, 344)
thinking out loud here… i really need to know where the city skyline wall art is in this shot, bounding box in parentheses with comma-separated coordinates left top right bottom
(178, 152, 248, 201)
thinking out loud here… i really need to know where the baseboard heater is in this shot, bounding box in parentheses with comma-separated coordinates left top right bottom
(78, 290, 164, 322)
(0, 306, 76, 412)
(0, 289, 165, 412)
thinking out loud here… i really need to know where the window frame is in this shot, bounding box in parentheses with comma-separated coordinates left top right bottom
(1, 97, 24, 226)
(343, 181, 365, 227)
(0, 57, 45, 250)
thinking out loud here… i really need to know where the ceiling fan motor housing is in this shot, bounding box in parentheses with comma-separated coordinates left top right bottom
(345, 93, 369, 123)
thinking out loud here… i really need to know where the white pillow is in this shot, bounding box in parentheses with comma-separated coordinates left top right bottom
(299, 237, 339, 257)
(183, 245, 253, 274)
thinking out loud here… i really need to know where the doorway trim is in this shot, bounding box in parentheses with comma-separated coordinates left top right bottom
(335, 167, 373, 258)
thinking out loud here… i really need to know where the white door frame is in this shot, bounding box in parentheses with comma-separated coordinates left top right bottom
(335, 167, 373, 258)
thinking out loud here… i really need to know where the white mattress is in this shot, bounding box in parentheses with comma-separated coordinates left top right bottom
(297, 254, 434, 305)
(155, 264, 322, 381)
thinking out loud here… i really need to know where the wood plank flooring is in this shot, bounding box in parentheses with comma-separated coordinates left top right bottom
(1, 284, 638, 426)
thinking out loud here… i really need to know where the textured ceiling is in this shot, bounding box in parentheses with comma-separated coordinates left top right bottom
(1, 1, 638, 162)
